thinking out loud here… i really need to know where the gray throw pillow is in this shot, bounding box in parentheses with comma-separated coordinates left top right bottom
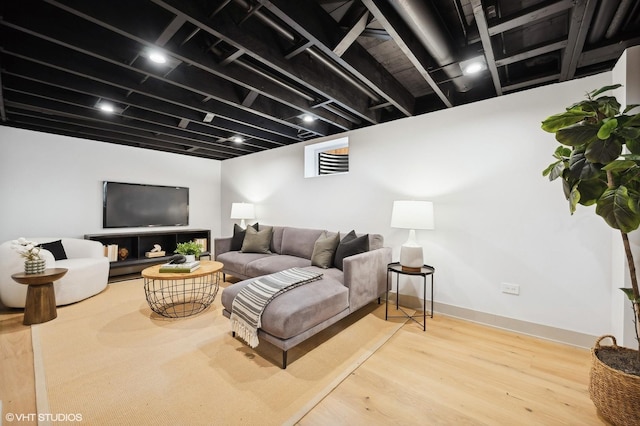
(241, 226, 273, 254)
(311, 231, 340, 268)
(334, 230, 369, 271)
(231, 223, 258, 251)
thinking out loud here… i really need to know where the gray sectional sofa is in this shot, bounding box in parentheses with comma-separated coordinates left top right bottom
(216, 225, 391, 368)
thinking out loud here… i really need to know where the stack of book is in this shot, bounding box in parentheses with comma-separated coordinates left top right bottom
(159, 260, 201, 273)
(104, 244, 119, 262)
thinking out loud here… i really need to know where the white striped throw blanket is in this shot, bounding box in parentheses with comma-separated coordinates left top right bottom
(230, 267, 323, 348)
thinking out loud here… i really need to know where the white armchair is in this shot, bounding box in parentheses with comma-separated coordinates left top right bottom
(0, 238, 109, 308)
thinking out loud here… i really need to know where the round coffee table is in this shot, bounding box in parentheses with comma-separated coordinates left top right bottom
(11, 268, 68, 325)
(141, 260, 223, 318)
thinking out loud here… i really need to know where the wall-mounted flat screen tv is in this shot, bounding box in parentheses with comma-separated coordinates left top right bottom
(103, 181, 189, 228)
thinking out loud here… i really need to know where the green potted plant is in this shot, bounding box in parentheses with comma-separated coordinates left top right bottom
(541, 84, 640, 424)
(174, 240, 202, 262)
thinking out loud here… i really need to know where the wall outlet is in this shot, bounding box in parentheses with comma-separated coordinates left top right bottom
(501, 282, 520, 295)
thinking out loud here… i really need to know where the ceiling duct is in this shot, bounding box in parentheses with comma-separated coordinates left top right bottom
(390, 0, 470, 92)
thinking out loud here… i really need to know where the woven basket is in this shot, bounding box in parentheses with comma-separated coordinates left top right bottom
(589, 335, 640, 426)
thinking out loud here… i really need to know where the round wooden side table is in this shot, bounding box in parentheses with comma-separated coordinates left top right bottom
(11, 268, 68, 325)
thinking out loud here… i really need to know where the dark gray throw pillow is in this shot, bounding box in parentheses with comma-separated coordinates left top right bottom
(334, 230, 369, 271)
(39, 240, 68, 260)
(231, 223, 258, 251)
(311, 231, 340, 269)
(241, 226, 273, 254)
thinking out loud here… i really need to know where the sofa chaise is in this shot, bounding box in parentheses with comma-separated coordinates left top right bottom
(216, 225, 391, 368)
(0, 238, 109, 308)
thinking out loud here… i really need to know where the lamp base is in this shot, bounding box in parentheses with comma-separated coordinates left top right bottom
(399, 244, 423, 272)
(401, 265, 422, 273)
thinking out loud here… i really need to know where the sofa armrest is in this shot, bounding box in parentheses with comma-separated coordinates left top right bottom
(214, 237, 233, 260)
(342, 246, 392, 312)
(62, 238, 105, 259)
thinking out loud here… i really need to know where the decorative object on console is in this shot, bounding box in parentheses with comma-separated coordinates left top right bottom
(11, 238, 45, 274)
(118, 247, 129, 261)
(230, 202, 255, 228)
(145, 244, 166, 258)
(391, 200, 435, 272)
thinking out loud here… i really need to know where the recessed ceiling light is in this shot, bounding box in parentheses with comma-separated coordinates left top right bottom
(148, 51, 167, 64)
(98, 102, 115, 113)
(464, 62, 484, 74)
(460, 56, 487, 76)
(232, 136, 243, 143)
(302, 114, 315, 123)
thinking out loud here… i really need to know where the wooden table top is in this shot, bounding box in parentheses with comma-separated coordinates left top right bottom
(141, 260, 223, 280)
(11, 268, 68, 285)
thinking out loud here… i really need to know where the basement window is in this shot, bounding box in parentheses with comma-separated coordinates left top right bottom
(304, 137, 349, 178)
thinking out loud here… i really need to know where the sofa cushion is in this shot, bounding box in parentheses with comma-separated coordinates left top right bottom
(39, 240, 68, 260)
(241, 226, 273, 254)
(217, 251, 274, 277)
(280, 227, 324, 259)
(231, 223, 259, 251)
(311, 231, 340, 268)
(245, 255, 312, 277)
(222, 276, 349, 340)
(334, 230, 369, 271)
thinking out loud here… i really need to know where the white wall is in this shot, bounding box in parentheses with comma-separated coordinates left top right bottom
(0, 128, 222, 242)
(221, 73, 617, 343)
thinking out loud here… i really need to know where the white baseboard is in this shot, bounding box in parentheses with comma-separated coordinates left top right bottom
(390, 293, 597, 349)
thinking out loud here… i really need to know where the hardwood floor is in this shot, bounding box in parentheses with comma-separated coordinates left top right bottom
(299, 315, 605, 425)
(0, 300, 607, 425)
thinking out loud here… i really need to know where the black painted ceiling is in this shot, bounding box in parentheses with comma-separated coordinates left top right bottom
(1, 0, 639, 160)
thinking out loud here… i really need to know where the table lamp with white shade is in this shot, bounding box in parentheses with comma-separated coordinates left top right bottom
(230, 202, 255, 228)
(391, 200, 434, 272)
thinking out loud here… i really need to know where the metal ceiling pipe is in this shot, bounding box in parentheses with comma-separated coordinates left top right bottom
(606, 0, 634, 39)
(587, 0, 619, 44)
(232, 0, 381, 102)
(389, 0, 469, 92)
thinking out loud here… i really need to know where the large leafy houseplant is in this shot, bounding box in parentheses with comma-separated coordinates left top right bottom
(542, 84, 640, 358)
(542, 84, 640, 425)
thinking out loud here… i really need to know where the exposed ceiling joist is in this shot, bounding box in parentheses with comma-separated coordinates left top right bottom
(0, 0, 638, 160)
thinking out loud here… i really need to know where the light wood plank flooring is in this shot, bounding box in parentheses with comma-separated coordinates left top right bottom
(1, 299, 607, 425)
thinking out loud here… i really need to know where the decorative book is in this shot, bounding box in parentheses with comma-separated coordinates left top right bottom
(159, 261, 201, 273)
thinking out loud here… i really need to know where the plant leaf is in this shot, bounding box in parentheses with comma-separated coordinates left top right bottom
(544, 161, 565, 181)
(553, 145, 572, 159)
(585, 136, 622, 163)
(589, 84, 622, 98)
(568, 151, 600, 181)
(569, 185, 580, 214)
(624, 104, 640, 114)
(602, 159, 637, 172)
(576, 178, 608, 205)
(555, 123, 599, 146)
(620, 287, 640, 302)
(596, 97, 621, 118)
(597, 118, 618, 140)
(541, 111, 595, 133)
(595, 186, 640, 232)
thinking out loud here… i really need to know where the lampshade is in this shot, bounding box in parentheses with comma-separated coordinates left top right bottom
(230, 202, 255, 228)
(391, 200, 434, 272)
(391, 201, 434, 230)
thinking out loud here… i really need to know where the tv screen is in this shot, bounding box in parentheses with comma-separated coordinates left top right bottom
(103, 182, 189, 228)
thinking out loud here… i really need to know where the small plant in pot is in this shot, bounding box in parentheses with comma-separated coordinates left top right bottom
(174, 241, 201, 262)
(541, 84, 640, 424)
